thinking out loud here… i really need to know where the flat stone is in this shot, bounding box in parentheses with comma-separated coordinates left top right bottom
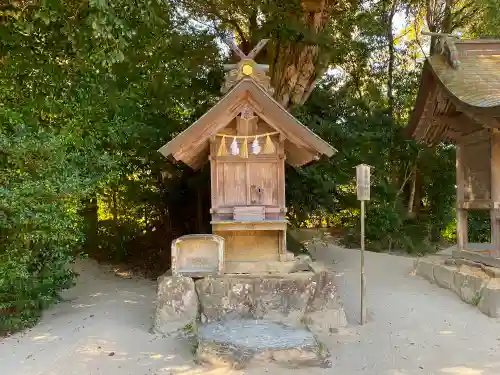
(152, 274, 198, 336)
(196, 319, 329, 369)
(478, 280, 500, 318)
(414, 259, 436, 283)
(224, 260, 310, 275)
(454, 259, 483, 269)
(453, 271, 487, 304)
(433, 264, 455, 290)
(452, 250, 500, 269)
(481, 265, 500, 279)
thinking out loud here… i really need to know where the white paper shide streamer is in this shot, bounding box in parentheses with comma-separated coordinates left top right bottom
(252, 137, 261, 155)
(230, 137, 240, 156)
(216, 132, 278, 158)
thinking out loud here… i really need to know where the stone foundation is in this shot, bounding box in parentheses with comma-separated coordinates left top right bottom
(152, 264, 346, 368)
(413, 257, 500, 318)
(152, 267, 347, 337)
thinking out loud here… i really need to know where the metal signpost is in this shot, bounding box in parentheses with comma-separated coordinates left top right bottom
(356, 164, 371, 325)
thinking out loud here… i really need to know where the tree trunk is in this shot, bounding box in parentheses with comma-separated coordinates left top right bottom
(385, 0, 398, 117)
(200, 0, 350, 109)
(111, 189, 118, 223)
(426, 0, 455, 53)
(407, 163, 417, 218)
(413, 169, 423, 216)
(270, 0, 341, 108)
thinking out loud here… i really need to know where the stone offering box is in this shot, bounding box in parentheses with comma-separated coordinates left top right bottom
(171, 234, 224, 277)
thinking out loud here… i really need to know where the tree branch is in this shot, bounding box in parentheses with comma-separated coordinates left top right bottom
(204, 0, 248, 49)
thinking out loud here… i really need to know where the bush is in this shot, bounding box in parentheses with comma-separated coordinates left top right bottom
(0, 112, 105, 334)
(0, 195, 82, 334)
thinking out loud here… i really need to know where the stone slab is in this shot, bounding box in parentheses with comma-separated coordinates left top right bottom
(194, 271, 347, 332)
(454, 259, 483, 269)
(195, 273, 316, 324)
(252, 273, 315, 326)
(481, 265, 500, 279)
(433, 264, 455, 290)
(171, 234, 224, 277)
(224, 259, 310, 274)
(304, 271, 347, 336)
(452, 250, 500, 269)
(196, 319, 330, 369)
(478, 279, 500, 318)
(453, 271, 486, 304)
(414, 259, 436, 283)
(415, 256, 500, 319)
(152, 275, 198, 336)
(196, 276, 256, 322)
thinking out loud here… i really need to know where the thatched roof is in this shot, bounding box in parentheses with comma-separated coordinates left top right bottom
(406, 39, 500, 145)
(158, 78, 336, 169)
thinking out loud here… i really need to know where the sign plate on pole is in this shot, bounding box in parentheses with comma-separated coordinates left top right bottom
(355, 164, 371, 325)
(356, 164, 371, 201)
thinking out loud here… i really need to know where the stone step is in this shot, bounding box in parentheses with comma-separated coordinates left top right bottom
(196, 319, 330, 369)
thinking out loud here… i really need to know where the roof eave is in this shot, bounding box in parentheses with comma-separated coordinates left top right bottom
(157, 78, 337, 164)
(405, 61, 435, 141)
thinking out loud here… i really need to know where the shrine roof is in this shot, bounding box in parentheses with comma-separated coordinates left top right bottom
(406, 38, 500, 145)
(158, 78, 337, 169)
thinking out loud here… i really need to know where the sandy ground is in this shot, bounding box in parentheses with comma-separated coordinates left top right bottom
(1, 247, 500, 375)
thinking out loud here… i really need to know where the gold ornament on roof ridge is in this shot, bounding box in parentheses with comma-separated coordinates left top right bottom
(221, 38, 274, 95)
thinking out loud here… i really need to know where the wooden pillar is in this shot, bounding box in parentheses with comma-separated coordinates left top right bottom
(456, 144, 468, 250)
(490, 130, 500, 257)
(209, 136, 217, 222)
(278, 134, 287, 260)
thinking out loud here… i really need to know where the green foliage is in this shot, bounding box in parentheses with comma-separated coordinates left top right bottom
(0, 125, 88, 332)
(468, 211, 492, 243)
(0, 0, 220, 333)
(285, 49, 455, 253)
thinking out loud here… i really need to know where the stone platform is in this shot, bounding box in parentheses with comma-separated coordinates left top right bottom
(413, 256, 500, 318)
(152, 266, 347, 338)
(196, 319, 330, 369)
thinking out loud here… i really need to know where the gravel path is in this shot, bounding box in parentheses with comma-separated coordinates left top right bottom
(1, 247, 500, 375)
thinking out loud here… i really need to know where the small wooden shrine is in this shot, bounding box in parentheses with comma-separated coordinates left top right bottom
(158, 39, 336, 265)
(406, 36, 500, 257)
